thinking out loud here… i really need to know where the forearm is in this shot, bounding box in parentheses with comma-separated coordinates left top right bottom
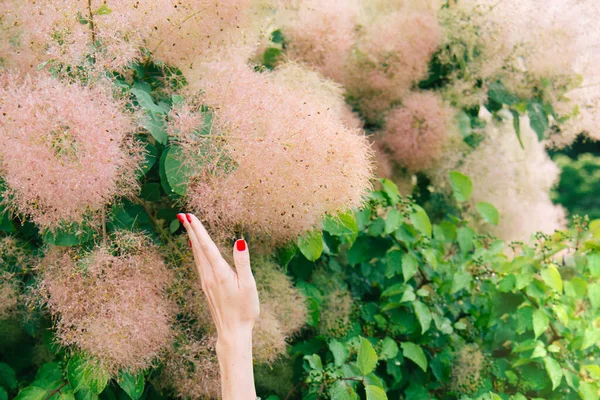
(216, 333, 256, 400)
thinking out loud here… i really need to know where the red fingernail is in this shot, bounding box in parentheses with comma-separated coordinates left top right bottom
(176, 214, 185, 224)
(236, 239, 246, 252)
(186, 214, 192, 223)
(188, 240, 192, 247)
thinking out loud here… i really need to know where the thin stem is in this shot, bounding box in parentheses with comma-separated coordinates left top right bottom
(87, 0, 96, 43)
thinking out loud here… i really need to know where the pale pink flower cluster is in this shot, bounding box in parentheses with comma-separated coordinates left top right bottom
(2, 0, 261, 74)
(383, 92, 454, 171)
(345, 10, 442, 121)
(278, 0, 360, 84)
(39, 233, 174, 374)
(455, 117, 565, 242)
(252, 259, 307, 363)
(0, 73, 141, 230)
(0, 271, 19, 320)
(177, 61, 372, 242)
(157, 334, 221, 399)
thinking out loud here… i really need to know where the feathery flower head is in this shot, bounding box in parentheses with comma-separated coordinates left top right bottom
(177, 61, 372, 242)
(278, 0, 359, 84)
(0, 73, 141, 230)
(157, 334, 221, 399)
(311, 268, 354, 338)
(345, 10, 442, 121)
(450, 345, 486, 395)
(39, 232, 174, 374)
(383, 92, 455, 171)
(439, 115, 566, 241)
(0, 271, 19, 320)
(253, 259, 306, 337)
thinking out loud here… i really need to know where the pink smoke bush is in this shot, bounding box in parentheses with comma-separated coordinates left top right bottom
(455, 117, 565, 241)
(346, 10, 442, 121)
(278, 0, 359, 84)
(39, 233, 174, 373)
(383, 92, 455, 171)
(174, 61, 372, 242)
(157, 334, 221, 399)
(0, 73, 141, 230)
(2, 0, 260, 74)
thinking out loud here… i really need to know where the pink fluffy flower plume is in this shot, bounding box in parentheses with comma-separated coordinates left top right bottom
(0, 73, 141, 231)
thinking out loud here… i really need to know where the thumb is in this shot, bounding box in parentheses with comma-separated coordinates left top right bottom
(233, 239, 253, 283)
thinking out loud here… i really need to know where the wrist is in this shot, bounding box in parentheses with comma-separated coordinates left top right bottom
(216, 329, 253, 355)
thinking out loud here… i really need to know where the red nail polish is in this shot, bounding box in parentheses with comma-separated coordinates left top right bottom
(176, 214, 185, 224)
(186, 214, 192, 223)
(188, 240, 192, 247)
(236, 239, 246, 252)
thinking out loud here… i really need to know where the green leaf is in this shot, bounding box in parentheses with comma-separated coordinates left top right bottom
(402, 253, 418, 283)
(409, 206, 432, 238)
(329, 340, 349, 367)
(94, 4, 112, 15)
(588, 254, 600, 277)
(305, 297, 320, 327)
(401, 342, 427, 372)
(304, 354, 323, 371)
(527, 100, 549, 141)
(73, 389, 98, 400)
(140, 113, 168, 145)
(117, 371, 144, 400)
(67, 355, 109, 395)
(42, 224, 94, 246)
(457, 226, 474, 255)
(381, 179, 400, 204)
(357, 337, 378, 376)
(160, 146, 190, 196)
(323, 212, 358, 238)
(297, 230, 323, 261)
(532, 309, 549, 339)
(579, 382, 599, 400)
(476, 202, 499, 225)
(0, 387, 7, 400)
(0, 363, 17, 391)
(328, 381, 358, 400)
(413, 301, 432, 334)
(488, 81, 520, 105)
(543, 357, 563, 390)
(451, 270, 472, 294)
(385, 250, 403, 278)
(14, 387, 47, 400)
(510, 109, 525, 149)
(449, 171, 473, 202)
(379, 337, 399, 360)
(541, 265, 563, 293)
(385, 208, 403, 234)
(589, 283, 600, 311)
(131, 89, 167, 114)
(365, 385, 387, 400)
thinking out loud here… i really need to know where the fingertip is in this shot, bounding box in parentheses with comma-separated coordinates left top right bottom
(176, 213, 186, 225)
(235, 239, 247, 252)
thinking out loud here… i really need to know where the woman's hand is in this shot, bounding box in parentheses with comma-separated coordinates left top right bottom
(178, 213, 259, 400)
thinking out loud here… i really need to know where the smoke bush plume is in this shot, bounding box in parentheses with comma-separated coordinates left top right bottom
(383, 92, 455, 171)
(39, 232, 174, 374)
(435, 115, 565, 241)
(345, 10, 441, 121)
(0, 73, 141, 230)
(2, 0, 262, 74)
(278, 0, 359, 84)
(173, 61, 372, 243)
(156, 334, 221, 400)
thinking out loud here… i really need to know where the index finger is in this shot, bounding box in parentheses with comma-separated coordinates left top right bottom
(185, 213, 224, 267)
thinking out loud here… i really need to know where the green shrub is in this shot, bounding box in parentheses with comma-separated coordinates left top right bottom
(261, 178, 600, 400)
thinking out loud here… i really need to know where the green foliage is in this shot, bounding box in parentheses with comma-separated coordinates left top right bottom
(263, 179, 600, 399)
(553, 154, 600, 220)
